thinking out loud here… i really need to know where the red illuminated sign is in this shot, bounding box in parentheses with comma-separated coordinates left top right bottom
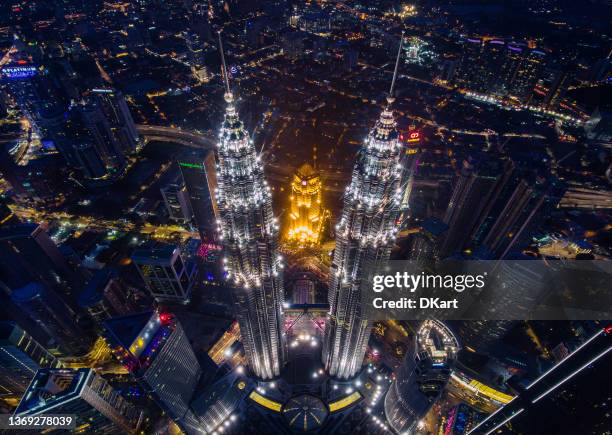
(407, 131, 420, 142)
(401, 131, 421, 143)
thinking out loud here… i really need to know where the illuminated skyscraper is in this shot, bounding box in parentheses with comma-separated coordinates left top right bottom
(286, 163, 328, 245)
(214, 34, 285, 380)
(132, 244, 196, 304)
(104, 311, 201, 434)
(323, 35, 404, 379)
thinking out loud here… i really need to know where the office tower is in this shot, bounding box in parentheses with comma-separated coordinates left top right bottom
(286, 163, 328, 245)
(323, 36, 404, 380)
(104, 311, 202, 433)
(74, 142, 108, 179)
(83, 268, 137, 317)
(454, 38, 487, 92)
(192, 370, 252, 433)
(478, 176, 565, 259)
(177, 150, 218, 240)
(185, 32, 210, 82)
(132, 244, 196, 304)
(438, 157, 514, 258)
(78, 99, 127, 170)
(405, 218, 448, 268)
(542, 65, 573, 109)
(454, 321, 514, 356)
(15, 368, 143, 434)
(161, 178, 194, 224)
(385, 320, 459, 433)
(482, 40, 509, 94)
(0, 321, 60, 405)
(11, 283, 89, 355)
(79, 285, 120, 326)
(215, 34, 285, 380)
(91, 88, 141, 154)
(0, 223, 79, 295)
(507, 49, 546, 103)
(468, 326, 611, 434)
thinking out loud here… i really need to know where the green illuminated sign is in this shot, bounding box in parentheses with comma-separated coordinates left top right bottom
(179, 162, 203, 169)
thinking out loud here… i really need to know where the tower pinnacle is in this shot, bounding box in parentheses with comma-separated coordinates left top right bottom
(387, 31, 405, 105)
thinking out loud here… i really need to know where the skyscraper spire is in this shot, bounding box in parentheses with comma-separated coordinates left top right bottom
(388, 31, 404, 104)
(214, 33, 285, 380)
(323, 33, 404, 379)
(217, 31, 231, 97)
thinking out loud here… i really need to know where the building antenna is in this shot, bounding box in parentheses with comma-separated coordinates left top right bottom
(388, 31, 404, 103)
(217, 31, 231, 95)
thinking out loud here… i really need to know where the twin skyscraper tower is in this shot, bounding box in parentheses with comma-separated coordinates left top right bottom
(215, 32, 405, 380)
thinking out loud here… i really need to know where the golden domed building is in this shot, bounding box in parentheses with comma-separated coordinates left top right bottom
(286, 163, 328, 245)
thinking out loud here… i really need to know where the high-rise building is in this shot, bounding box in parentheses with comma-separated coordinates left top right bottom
(91, 88, 141, 154)
(82, 268, 137, 318)
(161, 178, 194, 224)
(479, 176, 565, 259)
(385, 320, 460, 433)
(74, 142, 108, 179)
(482, 40, 510, 94)
(185, 32, 210, 82)
(15, 368, 143, 434)
(177, 150, 218, 240)
(11, 283, 89, 355)
(132, 244, 196, 304)
(191, 369, 252, 433)
(453, 38, 546, 103)
(454, 38, 487, 92)
(439, 157, 514, 258)
(405, 218, 448, 268)
(286, 163, 328, 245)
(454, 320, 514, 356)
(78, 99, 127, 170)
(0, 321, 61, 406)
(0, 223, 80, 296)
(506, 48, 546, 103)
(215, 34, 285, 380)
(104, 311, 202, 434)
(323, 36, 404, 380)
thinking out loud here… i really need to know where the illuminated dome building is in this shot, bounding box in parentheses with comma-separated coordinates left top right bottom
(385, 319, 460, 434)
(286, 163, 328, 246)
